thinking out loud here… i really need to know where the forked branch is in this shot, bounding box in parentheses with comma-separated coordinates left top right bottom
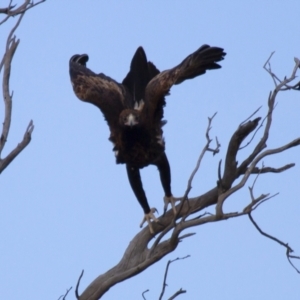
(249, 213, 300, 273)
(77, 54, 300, 300)
(57, 287, 72, 300)
(0, 1, 41, 173)
(0, 0, 46, 25)
(158, 255, 190, 300)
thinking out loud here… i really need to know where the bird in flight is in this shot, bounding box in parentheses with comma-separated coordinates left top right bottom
(69, 45, 226, 233)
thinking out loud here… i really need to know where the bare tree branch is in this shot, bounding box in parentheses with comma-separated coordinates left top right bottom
(184, 112, 219, 200)
(249, 163, 295, 174)
(177, 112, 219, 219)
(0, 120, 34, 173)
(216, 138, 300, 216)
(0, 0, 14, 15)
(76, 270, 84, 300)
(159, 255, 190, 300)
(57, 287, 72, 300)
(248, 213, 300, 273)
(239, 108, 265, 150)
(142, 289, 149, 300)
(237, 54, 300, 179)
(241, 162, 279, 213)
(76, 116, 268, 299)
(240, 106, 262, 126)
(0, 12, 24, 155)
(0, 0, 46, 25)
(76, 54, 300, 300)
(167, 288, 187, 300)
(264, 53, 300, 90)
(0, 1, 43, 174)
(220, 117, 261, 191)
(150, 113, 220, 257)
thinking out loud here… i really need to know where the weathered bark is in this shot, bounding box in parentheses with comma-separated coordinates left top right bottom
(0, 1, 45, 174)
(77, 55, 300, 300)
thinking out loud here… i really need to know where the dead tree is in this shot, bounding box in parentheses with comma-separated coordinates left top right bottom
(75, 55, 300, 300)
(0, 0, 45, 174)
(1, 3, 298, 299)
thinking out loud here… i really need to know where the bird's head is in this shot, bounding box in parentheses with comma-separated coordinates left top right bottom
(119, 109, 140, 128)
(70, 54, 89, 66)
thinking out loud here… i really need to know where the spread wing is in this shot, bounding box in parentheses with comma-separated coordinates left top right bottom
(143, 44, 226, 119)
(69, 54, 128, 129)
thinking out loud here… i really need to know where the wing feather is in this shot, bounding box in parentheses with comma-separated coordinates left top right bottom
(69, 54, 127, 128)
(144, 45, 226, 119)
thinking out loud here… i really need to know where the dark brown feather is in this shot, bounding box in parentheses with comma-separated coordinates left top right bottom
(70, 56, 128, 130)
(69, 45, 226, 218)
(143, 45, 226, 122)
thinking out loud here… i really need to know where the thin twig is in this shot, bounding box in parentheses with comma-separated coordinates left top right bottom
(57, 287, 72, 300)
(264, 53, 300, 91)
(0, 0, 46, 26)
(158, 255, 190, 300)
(217, 138, 300, 216)
(0, 1, 15, 14)
(251, 193, 279, 211)
(178, 233, 196, 241)
(239, 117, 264, 150)
(263, 52, 280, 86)
(249, 161, 264, 200)
(0, 120, 34, 173)
(240, 106, 262, 126)
(168, 288, 187, 300)
(149, 113, 220, 253)
(239, 102, 277, 151)
(75, 270, 84, 299)
(142, 289, 149, 300)
(236, 53, 299, 178)
(249, 163, 295, 174)
(242, 164, 279, 213)
(237, 53, 300, 176)
(248, 213, 300, 273)
(178, 112, 219, 219)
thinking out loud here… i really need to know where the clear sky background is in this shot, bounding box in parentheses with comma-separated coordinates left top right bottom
(1, 1, 300, 299)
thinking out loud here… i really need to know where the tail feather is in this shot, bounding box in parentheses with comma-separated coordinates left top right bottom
(122, 47, 149, 102)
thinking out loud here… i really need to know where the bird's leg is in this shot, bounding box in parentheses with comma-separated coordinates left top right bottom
(163, 195, 181, 214)
(154, 153, 181, 215)
(140, 208, 158, 234)
(126, 164, 158, 233)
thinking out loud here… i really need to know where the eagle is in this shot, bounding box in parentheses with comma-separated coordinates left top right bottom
(69, 45, 226, 233)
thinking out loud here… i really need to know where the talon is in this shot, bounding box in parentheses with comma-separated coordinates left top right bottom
(163, 196, 182, 214)
(140, 208, 158, 234)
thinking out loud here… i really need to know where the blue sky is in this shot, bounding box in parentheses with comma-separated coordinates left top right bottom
(1, 1, 300, 299)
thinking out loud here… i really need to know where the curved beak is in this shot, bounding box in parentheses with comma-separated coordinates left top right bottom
(125, 114, 138, 127)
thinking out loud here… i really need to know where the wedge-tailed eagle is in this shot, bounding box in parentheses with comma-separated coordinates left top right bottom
(69, 45, 226, 233)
